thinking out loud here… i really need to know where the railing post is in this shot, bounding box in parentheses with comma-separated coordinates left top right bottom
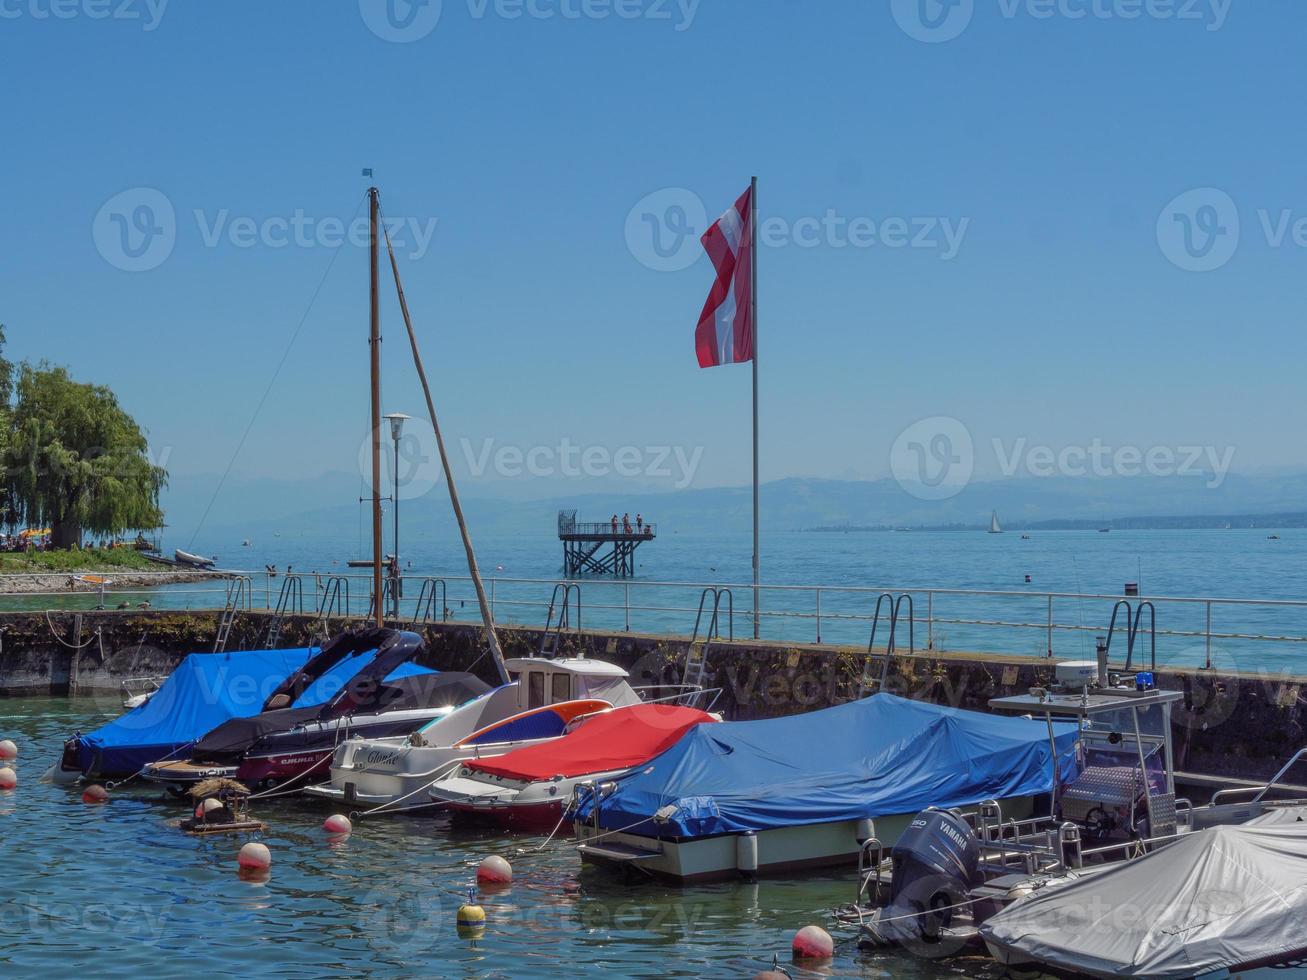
(815, 587, 822, 644)
(927, 591, 934, 650)
(1047, 594, 1054, 658)
(624, 582, 631, 633)
(1205, 600, 1213, 669)
(490, 578, 496, 621)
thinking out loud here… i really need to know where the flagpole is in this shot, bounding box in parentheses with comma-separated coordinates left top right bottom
(751, 175, 760, 640)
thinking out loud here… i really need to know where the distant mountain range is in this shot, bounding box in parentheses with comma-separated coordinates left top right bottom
(162, 470, 1307, 546)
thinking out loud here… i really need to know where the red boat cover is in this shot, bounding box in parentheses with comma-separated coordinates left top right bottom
(467, 705, 715, 782)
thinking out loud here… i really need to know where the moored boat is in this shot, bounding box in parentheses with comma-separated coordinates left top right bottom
(54, 645, 321, 783)
(304, 656, 691, 810)
(574, 694, 1077, 883)
(429, 703, 717, 831)
(141, 627, 456, 792)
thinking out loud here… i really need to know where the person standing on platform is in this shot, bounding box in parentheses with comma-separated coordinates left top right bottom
(611, 514, 619, 534)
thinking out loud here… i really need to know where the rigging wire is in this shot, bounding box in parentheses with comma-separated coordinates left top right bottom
(186, 192, 368, 550)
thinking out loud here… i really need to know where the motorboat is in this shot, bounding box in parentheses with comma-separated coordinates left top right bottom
(428, 704, 717, 831)
(141, 627, 462, 793)
(981, 816, 1307, 977)
(53, 645, 321, 783)
(174, 549, 216, 567)
(303, 655, 700, 810)
(573, 693, 1078, 883)
(844, 661, 1307, 963)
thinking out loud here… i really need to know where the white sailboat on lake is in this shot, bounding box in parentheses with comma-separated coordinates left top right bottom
(989, 510, 1003, 534)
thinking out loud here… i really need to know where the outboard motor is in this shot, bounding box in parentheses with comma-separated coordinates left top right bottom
(863, 808, 981, 951)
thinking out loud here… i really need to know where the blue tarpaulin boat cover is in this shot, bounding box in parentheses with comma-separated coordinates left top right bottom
(577, 694, 1080, 837)
(72, 647, 432, 776)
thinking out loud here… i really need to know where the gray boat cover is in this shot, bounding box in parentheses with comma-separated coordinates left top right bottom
(980, 822, 1307, 978)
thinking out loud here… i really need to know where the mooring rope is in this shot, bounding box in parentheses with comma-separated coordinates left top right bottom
(350, 759, 466, 820)
(44, 611, 100, 649)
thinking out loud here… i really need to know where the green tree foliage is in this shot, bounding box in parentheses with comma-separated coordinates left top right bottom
(6, 361, 167, 548)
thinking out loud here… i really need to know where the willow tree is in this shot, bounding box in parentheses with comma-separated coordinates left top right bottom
(7, 363, 166, 549)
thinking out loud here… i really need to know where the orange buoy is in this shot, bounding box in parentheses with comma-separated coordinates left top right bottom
(791, 924, 834, 960)
(0, 739, 17, 759)
(477, 854, 513, 884)
(82, 784, 109, 804)
(323, 813, 352, 835)
(0, 767, 16, 790)
(237, 841, 271, 871)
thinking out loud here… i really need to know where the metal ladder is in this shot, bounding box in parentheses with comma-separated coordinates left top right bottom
(858, 593, 914, 699)
(317, 576, 351, 639)
(685, 588, 733, 690)
(1106, 599, 1157, 673)
(540, 583, 581, 658)
(264, 575, 304, 649)
(407, 578, 447, 630)
(213, 576, 252, 653)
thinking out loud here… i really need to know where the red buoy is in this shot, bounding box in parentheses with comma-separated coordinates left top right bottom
(195, 797, 223, 820)
(0, 767, 16, 790)
(477, 854, 513, 884)
(82, 784, 109, 804)
(238, 842, 271, 871)
(0, 739, 17, 760)
(323, 813, 352, 835)
(791, 924, 834, 960)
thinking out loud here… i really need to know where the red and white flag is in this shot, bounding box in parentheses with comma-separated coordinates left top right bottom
(695, 186, 754, 368)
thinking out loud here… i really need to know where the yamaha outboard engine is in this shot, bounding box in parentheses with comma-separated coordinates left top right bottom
(863, 808, 981, 951)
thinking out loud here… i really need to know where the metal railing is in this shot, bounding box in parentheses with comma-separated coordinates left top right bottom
(8, 570, 1307, 672)
(558, 522, 657, 538)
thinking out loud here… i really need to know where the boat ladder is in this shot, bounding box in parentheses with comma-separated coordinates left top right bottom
(540, 583, 581, 658)
(684, 588, 733, 690)
(1105, 599, 1157, 673)
(317, 576, 351, 639)
(213, 576, 252, 653)
(857, 593, 913, 699)
(264, 575, 304, 648)
(407, 578, 447, 630)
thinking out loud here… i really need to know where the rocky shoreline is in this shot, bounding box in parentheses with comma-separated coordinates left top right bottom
(0, 568, 229, 595)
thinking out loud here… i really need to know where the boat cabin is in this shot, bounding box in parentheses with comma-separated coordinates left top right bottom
(990, 681, 1183, 843)
(503, 657, 641, 712)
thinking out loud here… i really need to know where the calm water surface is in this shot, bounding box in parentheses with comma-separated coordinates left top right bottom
(1, 698, 1020, 979)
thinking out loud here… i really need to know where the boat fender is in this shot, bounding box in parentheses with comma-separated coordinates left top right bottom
(736, 831, 759, 877)
(457, 888, 486, 939)
(791, 925, 833, 961)
(856, 818, 876, 844)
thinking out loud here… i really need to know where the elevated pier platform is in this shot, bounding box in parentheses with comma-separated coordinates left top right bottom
(558, 510, 655, 578)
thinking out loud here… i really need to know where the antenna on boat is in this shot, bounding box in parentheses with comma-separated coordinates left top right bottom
(377, 196, 511, 686)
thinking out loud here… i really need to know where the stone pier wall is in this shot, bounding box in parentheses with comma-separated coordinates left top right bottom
(2, 609, 1303, 782)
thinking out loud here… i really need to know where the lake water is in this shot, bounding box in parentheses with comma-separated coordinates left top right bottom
(1, 698, 1014, 979)
(27, 527, 1307, 673)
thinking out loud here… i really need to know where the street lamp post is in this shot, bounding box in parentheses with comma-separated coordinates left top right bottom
(383, 412, 412, 618)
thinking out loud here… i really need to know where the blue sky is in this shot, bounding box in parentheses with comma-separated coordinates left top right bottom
(2, 0, 1304, 509)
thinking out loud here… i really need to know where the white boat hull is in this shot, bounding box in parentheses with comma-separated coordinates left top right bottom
(576, 796, 1038, 883)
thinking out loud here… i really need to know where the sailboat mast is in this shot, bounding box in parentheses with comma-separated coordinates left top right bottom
(368, 186, 384, 627)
